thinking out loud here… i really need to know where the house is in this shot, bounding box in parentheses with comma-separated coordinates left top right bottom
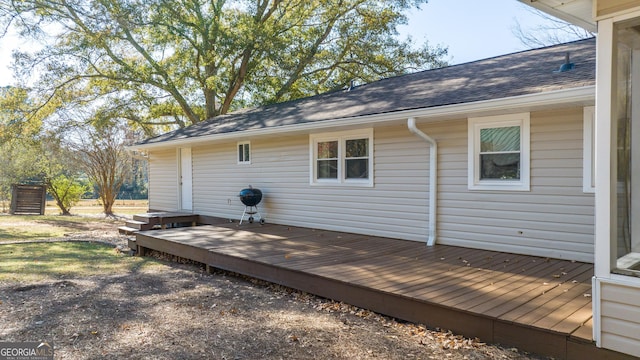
(135, 38, 597, 264)
(517, 0, 640, 358)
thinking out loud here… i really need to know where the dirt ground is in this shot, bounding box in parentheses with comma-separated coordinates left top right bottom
(0, 220, 545, 360)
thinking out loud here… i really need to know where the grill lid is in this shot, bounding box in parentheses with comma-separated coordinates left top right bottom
(239, 186, 262, 207)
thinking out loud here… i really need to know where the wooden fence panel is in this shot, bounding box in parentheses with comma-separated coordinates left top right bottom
(10, 184, 46, 215)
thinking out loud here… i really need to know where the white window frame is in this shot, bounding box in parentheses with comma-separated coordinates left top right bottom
(237, 141, 251, 164)
(583, 106, 595, 193)
(468, 113, 530, 191)
(309, 128, 374, 187)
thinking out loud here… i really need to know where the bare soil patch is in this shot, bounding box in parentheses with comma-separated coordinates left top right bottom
(0, 219, 545, 359)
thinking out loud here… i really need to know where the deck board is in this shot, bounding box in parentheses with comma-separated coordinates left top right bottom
(380, 249, 496, 294)
(465, 259, 582, 314)
(568, 317, 593, 341)
(457, 260, 559, 312)
(133, 220, 606, 360)
(498, 263, 593, 323)
(460, 261, 589, 314)
(402, 252, 525, 303)
(422, 254, 537, 306)
(510, 268, 593, 327)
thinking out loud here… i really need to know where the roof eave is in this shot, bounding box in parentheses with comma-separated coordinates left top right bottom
(517, 0, 596, 33)
(130, 85, 595, 151)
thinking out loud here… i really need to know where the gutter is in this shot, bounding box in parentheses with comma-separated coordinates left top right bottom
(131, 86, 595, 151)
(407, 117, 437, 246)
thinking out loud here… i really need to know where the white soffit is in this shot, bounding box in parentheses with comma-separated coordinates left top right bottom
(518, 0, 596, 32)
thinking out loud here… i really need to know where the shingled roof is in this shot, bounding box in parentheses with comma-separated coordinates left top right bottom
(139, 38, 595, 146)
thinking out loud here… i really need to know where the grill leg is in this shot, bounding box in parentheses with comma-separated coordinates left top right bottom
(240, 206, 248, 225)
(240, 206, 263, 225)
(254, 208, 263, 223)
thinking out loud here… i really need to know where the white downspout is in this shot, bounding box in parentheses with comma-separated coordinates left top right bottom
(407, 117, 437, 246)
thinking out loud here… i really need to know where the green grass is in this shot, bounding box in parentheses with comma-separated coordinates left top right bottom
(0, 242, 163, 282)
(0, 215, 111, 242)
(45, 199, 149, 216)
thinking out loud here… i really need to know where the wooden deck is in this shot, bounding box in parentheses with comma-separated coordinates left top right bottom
(132, 219, 620, 359)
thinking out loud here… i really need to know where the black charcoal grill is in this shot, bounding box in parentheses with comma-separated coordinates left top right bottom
(238, 186, 264, 224)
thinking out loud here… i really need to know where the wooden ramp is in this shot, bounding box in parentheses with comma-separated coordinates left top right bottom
(133, 221, 627, 360)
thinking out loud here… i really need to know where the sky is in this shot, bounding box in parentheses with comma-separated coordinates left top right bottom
(0, 0, 555, 87)
(397, 0, 553, 65)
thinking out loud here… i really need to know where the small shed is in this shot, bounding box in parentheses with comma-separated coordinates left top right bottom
(10, 184, 47, 215)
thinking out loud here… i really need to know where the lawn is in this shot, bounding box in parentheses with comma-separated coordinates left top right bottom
(0, 199, 148, 242)
(0, 242, 161, 282)
(0, 215, 117, 242)
(45, 199, 149, 216)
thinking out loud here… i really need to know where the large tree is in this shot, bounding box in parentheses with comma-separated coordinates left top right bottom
(72, 123, 131, 216)
(2, 0, 447, 134)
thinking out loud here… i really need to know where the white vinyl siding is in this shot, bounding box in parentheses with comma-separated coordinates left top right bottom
(433, 108, 595, 262)
(191, 126, 430, 242)
(148, 149, 178, 211)
(148, 107, 593, 261)
(600, 281, 640, 358)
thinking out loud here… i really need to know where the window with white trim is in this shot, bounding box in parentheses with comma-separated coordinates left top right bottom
(468, 113, 530, 191)
(310, 129, 373, 186)
(237, 141, 251, 164)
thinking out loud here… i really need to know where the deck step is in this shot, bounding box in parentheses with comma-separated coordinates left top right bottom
(127, 237, 137, 251)
(125, 219, 155, 230)
(133, 212, 199, 227)
(123, 212, 199, 237)
(118, 226, 140, 235)
(133, 214, 160, 225)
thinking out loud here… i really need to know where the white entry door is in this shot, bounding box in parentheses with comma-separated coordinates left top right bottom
(179, 148, 193, 211)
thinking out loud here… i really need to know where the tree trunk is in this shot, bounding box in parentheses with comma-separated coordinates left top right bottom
(56, 200, 72, 216)
(101, 191, 115, 216)
(47, 183, 72, 216)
